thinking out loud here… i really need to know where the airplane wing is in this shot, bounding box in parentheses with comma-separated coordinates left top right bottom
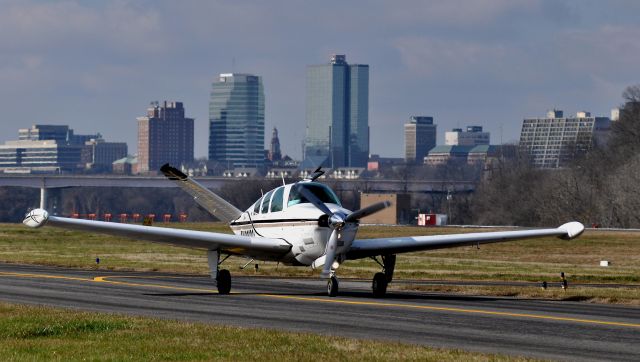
(160, 164, 242, 223)
(23, 209, 290, 258)
(346, 222, 584, 260)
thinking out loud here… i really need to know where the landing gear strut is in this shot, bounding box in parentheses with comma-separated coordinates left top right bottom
(327, 275, 339, 297)
(208, 249, 232, 295)
(371, 254, 396, 298)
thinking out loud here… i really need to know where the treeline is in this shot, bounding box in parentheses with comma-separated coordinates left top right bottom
(0, 179, 362, 223)
(470, 85, 640, 227)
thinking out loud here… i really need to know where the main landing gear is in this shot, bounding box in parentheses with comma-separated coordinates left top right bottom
(217, 269, 231, 294)
(371, 254, 396, 298)
(209, 250, 232, 295)
(372, 272, 387, 298)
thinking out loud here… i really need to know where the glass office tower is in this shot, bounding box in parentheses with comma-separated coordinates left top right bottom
(304, 55, 369, 168)
(209, 73, 265, 168)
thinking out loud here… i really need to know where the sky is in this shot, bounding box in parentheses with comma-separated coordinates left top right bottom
(1, 0, 639, 159)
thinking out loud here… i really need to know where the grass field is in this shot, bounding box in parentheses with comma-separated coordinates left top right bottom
(1, 222, 639, 304)
(0, 302, 535, 361)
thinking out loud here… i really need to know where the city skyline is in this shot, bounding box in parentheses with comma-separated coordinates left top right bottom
(0, 1, 638, 159)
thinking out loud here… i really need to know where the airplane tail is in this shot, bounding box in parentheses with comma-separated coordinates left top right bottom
(160, 164, 242, 223)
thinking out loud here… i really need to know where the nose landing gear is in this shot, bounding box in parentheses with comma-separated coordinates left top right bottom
(327, 275, 339, 297)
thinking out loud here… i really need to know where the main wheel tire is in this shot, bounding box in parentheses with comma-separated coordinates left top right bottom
(327, 276, 339, 297)
(372, 272, 388, 298)
(216, 269, 232, 295)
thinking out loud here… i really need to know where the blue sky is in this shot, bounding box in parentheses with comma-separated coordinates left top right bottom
(1, 0, 639, 159)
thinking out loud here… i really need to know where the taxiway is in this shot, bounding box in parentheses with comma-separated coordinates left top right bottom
(0, 263, 638, 361)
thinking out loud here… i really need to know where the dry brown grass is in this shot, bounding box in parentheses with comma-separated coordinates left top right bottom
(1, 222, 639, 304)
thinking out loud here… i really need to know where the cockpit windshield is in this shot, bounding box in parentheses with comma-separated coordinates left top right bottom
(287, 183, 341, 207)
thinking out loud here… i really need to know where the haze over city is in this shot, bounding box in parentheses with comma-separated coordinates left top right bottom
(1, 0, 639, 158)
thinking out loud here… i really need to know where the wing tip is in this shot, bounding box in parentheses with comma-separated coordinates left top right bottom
(558, 221, 585, 240)
(160, 163, 188, 180)
(23, 208, 49, 228)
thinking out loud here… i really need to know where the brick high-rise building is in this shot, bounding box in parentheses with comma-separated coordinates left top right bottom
(137, 101, 194, 174)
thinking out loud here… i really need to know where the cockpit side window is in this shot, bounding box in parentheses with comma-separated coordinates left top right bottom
(261, 190, 274, 214)
(253, 196, 263, 214)
(287, 183, 341, 207)
(270, 187, 284, 213)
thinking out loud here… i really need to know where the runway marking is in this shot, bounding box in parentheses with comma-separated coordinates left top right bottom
(92, 276, 216, 294)
(0, 271, 90, 282)
(261, 294, 640, 329)
(2, 271, 640, 329)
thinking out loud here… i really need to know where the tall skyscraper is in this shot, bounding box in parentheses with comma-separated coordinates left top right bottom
(304, 54, 369, 168)
(137, 101, 194, 174)
(209, 73, 265, 168)
(445, 126, 490, 146)
(404, 116, 437, 164)
(519, 110, 610, 168)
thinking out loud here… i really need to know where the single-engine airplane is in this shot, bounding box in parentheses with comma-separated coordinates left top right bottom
(23, 165, 585, 297)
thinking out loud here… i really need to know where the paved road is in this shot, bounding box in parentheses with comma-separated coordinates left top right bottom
(0, 263, 638, 361)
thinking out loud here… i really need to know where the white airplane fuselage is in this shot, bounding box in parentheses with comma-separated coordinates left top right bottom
(228, 182, 358, 266)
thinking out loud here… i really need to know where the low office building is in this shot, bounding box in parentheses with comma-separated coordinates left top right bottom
(445, 126, 490, 146)
(112, 156, 138, 175)
(0, 140, 82, 173)
(360, 193, 411, 225)
(425, 145, 514, 166)
(82, 138, 128, 172)
(519, 110, 611, 168)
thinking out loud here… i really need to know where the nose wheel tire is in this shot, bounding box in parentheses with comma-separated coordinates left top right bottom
(372, 272, 388, 298)
(216, 269, 232, 295)
(327, 276, 339, 297)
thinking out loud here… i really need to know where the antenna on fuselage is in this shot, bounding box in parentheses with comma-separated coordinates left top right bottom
(281, 174, 286, 186)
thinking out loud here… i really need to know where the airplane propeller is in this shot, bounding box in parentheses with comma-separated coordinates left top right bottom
(297, 186, 390, 278)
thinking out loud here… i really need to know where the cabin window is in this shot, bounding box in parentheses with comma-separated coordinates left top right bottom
(287, 183, 341, 207)
(253, 196, 263, 214)
(270, 187, 284, 212)
(261, 190, 274, 213)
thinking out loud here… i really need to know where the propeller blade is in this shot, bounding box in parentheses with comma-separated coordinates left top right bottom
(345, 201, 391, 223)
(320, 229, 339, 278)
(297, 185, 334, 217)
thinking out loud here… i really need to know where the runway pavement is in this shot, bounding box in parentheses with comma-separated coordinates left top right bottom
(0, 263, 638, 361)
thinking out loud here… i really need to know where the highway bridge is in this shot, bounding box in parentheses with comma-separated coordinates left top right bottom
(0, 174, 476, 209)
